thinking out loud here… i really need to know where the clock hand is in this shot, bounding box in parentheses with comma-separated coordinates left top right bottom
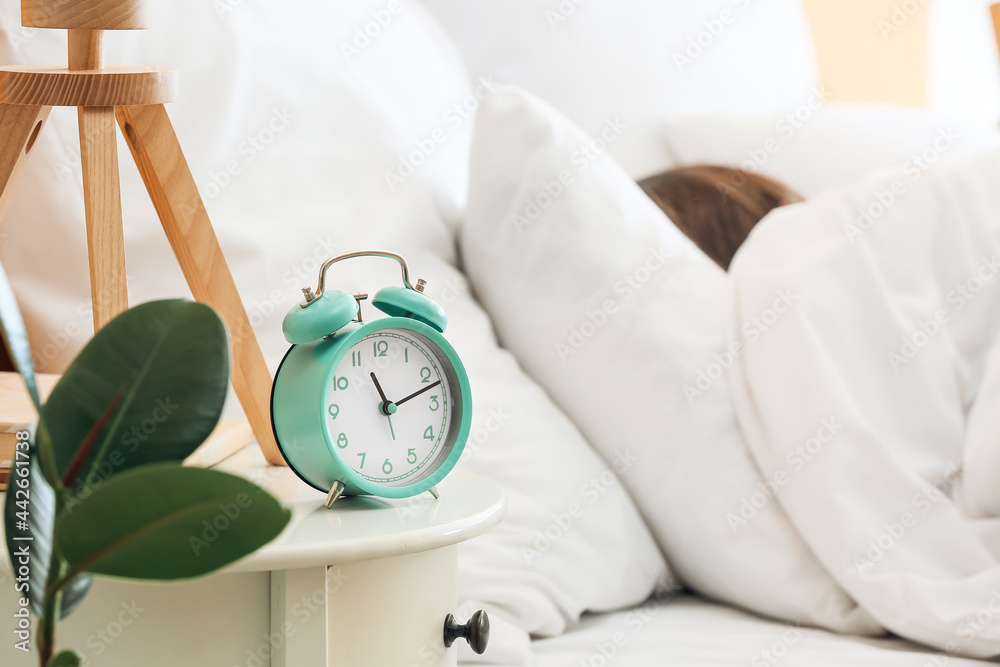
(394, 380, 442, 408)
(371, 373, 396, 417)
(370, 373, 395, 416)
(387, 414, 396, 441)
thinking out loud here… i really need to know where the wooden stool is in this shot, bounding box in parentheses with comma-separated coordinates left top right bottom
(0, 0, 283, 464)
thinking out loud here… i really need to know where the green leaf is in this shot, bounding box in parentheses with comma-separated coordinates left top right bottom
(55, 464, 290, 580)
(0, 259, 43, 411)
(0, 260, 60, 487)
(47, 650, 81, 666)
(4, 443, 92, 619)
(42, 300, 229, 492)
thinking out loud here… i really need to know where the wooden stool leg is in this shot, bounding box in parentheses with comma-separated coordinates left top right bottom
(115, 104, 283, 465)
(0, 104, 51, 224)
(78, 106, 128, 330)
(992, 4, 1000, 65)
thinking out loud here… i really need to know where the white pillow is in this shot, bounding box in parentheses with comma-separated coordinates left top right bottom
(460, 86, 882, 635)
(660, 106, 1000, 195)
(412, 257, 668, 647)
(421, 0, 818, 178)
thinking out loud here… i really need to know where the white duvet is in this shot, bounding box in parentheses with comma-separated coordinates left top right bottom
(729, 147, 1000, 658)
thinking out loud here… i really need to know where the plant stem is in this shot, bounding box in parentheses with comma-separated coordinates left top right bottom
(39, 555, 66, 666)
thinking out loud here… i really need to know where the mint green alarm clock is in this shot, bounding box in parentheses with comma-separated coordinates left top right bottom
(271, 250, 472, 507)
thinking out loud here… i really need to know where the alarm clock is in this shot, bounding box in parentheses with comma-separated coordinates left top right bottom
(270, 250, 472, 507)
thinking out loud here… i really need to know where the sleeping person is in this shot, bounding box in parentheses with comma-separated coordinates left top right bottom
(639, 165, 803, 270)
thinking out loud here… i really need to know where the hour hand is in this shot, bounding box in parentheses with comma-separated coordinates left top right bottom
(370, 373, 396, 416)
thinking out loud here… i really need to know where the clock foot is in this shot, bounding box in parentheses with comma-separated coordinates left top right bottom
(325, 481, 345, 508)
(428, 486, 440, 499)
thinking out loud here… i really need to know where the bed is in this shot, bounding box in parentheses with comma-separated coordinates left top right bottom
(3, 0, 1000, 665)
(531, 597, 989, 667)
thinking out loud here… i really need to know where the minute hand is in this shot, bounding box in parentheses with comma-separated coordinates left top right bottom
(394, 380, 442, 408)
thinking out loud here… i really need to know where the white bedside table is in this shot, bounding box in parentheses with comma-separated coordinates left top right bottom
(0, 445, 506, 667)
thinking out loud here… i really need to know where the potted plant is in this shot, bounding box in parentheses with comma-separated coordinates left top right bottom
(0, 263, 290, 667)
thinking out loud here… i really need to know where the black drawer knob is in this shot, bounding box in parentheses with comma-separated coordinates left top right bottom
(443, 610, 490, 654)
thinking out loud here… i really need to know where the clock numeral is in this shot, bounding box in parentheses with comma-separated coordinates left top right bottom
(420, 367, 432, 383)
(337, 433, 349, 449)
(333, 376, 349, 391)
(429, 396, 439, 412)
(407, 449, 417, 465)
(404, 347, 409, 363)
(357, 452, 366, 469)
(328, 404, 340, 419)
(423, 426, 435, 441)
(382, 458, 393, 475)
(352, 350, 362, 367)
(373, 340, 388, 358)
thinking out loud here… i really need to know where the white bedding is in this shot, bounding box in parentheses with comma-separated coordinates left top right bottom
(460, 85, 1000, 660)
(730, 147, 1000, 656)
(532, 597, 990, 667)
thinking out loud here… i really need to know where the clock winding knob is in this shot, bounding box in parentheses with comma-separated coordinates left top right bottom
(443, 610, 490, 654)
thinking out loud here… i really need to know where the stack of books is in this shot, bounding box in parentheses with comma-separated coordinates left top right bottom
(0, 372, 254, 492)
(1, 373, 59, 492)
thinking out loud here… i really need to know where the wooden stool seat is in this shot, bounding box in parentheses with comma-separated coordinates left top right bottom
(0, 65, 177, 106)
(21, 0, 149, 30)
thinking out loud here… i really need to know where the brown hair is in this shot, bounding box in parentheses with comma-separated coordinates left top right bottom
(639, 165, 803, 270)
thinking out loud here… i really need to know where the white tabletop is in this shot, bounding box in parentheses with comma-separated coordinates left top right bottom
(216, 445, 506, 573)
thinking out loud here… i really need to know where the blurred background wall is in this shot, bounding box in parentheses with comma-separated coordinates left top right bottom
(801, 0, 1000, 121)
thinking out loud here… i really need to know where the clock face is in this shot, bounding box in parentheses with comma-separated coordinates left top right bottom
(323, 328, 457, 487)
